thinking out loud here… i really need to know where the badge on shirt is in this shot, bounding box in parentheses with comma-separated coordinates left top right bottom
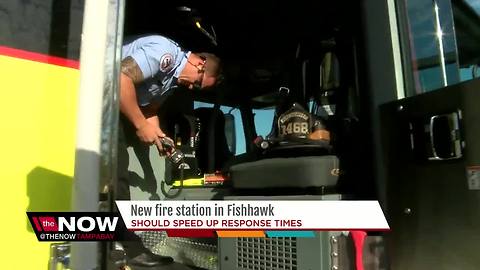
(159, 53, 174, 72)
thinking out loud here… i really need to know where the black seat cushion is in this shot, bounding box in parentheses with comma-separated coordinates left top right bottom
(230, 155, 339, 189)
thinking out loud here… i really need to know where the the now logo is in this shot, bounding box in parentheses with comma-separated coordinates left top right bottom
(58, 216, 118, 232)
(29, 213, 120, 233)
(27, 212, 126, 242)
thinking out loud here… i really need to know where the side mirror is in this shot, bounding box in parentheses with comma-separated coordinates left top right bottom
(224, 113, 236, 154)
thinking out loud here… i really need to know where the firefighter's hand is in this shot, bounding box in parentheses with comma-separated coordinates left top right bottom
(135, 120, 165, 147)
(156, 136, 175, 156)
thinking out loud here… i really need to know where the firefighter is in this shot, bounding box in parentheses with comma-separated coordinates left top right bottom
(117, 34, 221, 267)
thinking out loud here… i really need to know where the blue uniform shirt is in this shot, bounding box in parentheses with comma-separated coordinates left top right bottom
(122, 35, 190, 106)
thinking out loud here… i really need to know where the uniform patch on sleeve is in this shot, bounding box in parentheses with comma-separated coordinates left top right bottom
(159, 53, 174, 72)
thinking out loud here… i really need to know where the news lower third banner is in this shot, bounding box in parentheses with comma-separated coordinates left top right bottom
(116, 200, 390, 237)
(27, 201, 389, 241)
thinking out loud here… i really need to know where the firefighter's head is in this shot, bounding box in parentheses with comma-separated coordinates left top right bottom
(178, 52, 222, 90)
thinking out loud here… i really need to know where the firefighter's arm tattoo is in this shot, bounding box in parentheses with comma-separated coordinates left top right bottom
(121, 56, 144, 83)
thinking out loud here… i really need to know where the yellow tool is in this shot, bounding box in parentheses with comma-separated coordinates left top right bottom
(172, 178, 204, 187)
